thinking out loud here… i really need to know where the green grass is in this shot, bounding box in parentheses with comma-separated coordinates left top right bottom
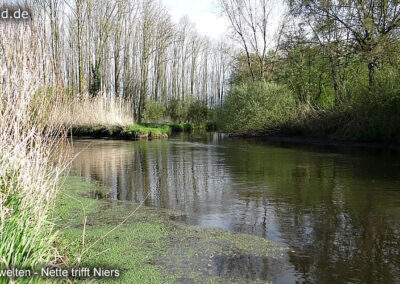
(122, 124, 170, 138)
(54, 175, 285, 283)
(71, 122, 215, 140)
(0, 166, 56, 284)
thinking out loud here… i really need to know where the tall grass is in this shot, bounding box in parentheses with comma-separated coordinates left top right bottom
(53, 94, 134, 127)
(0, 23, 69, 272)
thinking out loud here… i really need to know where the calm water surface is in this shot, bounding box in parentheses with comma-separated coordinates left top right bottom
(72, 133, 400, 283)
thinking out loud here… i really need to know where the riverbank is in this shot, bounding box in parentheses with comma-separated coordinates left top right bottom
(214, 81, 400, 145)
(222, 108, 400, 148)
(54, 175, 285, 283)
(71, 122, 215, 140)
(228, 133, 400, 150)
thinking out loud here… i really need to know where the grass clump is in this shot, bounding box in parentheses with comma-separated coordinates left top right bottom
(121, 124, 170, 139)
(0, 166, 57, 271)
(0, 109, 63, 281)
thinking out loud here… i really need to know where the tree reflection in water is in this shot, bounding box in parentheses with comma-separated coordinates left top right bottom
(72, 135, 400, 283)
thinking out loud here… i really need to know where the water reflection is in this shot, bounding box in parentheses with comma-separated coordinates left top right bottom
(72, 134, 400, 282)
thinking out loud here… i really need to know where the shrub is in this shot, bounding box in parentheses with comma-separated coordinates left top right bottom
(166, 98, 188, 122)
(347, 71, 400, 142)
(186, 100, 209, 122)
(143, 100, 167, 122)
(216, 81, 296, 134)
(183, 122, 194, 132)
(167, 122, 185, 132)
(290, 67, 400, 143)
(206, 121, 218, 131)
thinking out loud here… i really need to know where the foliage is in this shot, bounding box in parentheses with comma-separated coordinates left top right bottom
(229, 54, 264, 84)
(143, 100, 167, 122)
(186, 100, 209, 123)
(348, 69, 400, 142)
(206, 121, 218, 131)
(166, 97, 210, 123)
(217, 0, 400, 143)
(166, 98, 189, 122)
(121, 124, 170, 138)
(216, 81, 296, 134)
(167, 122, 207, 132)
(282, 67, 400, 143)
(274, 45, 336, 107)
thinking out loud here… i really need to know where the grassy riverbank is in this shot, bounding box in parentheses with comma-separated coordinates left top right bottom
(71, 122, 216, 140)
(54, 175, 285, 283)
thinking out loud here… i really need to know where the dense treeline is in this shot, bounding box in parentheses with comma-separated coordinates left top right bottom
(7, 0, 400, 137)
(216, 0, 400, 142)
(32, 0, 231, 122)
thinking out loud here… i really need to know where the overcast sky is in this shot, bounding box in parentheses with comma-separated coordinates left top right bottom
(162, 0, 229, 39)
(163, 0, 286, 42)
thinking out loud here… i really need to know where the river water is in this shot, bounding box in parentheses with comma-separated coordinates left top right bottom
(71, 133, 400, 283)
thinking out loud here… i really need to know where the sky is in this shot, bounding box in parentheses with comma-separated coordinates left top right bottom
(163, 0, 286, 42)
(162, 0, 230, 39)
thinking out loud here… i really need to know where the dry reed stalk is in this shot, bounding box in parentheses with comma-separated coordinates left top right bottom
(52, 94, 134, 127)
(0, 21, 70, 268)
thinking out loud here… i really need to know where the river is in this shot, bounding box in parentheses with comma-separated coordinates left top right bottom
(71, 133, 400, 283)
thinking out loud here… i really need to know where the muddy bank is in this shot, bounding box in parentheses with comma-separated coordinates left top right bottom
(55, 176, 287, 283)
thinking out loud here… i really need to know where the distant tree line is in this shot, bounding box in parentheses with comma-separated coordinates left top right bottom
(31, 0, 233, 122)
(216, 0, 400, 142)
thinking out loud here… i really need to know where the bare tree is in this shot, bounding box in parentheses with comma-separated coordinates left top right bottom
(218, 0, 274, 80)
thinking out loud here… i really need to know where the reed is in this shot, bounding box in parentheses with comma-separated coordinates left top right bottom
(0, 23, 69, 273)
(53, 94, 134, 127)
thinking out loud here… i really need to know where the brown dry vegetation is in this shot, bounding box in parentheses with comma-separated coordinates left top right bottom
(0, 23, 70, 271)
